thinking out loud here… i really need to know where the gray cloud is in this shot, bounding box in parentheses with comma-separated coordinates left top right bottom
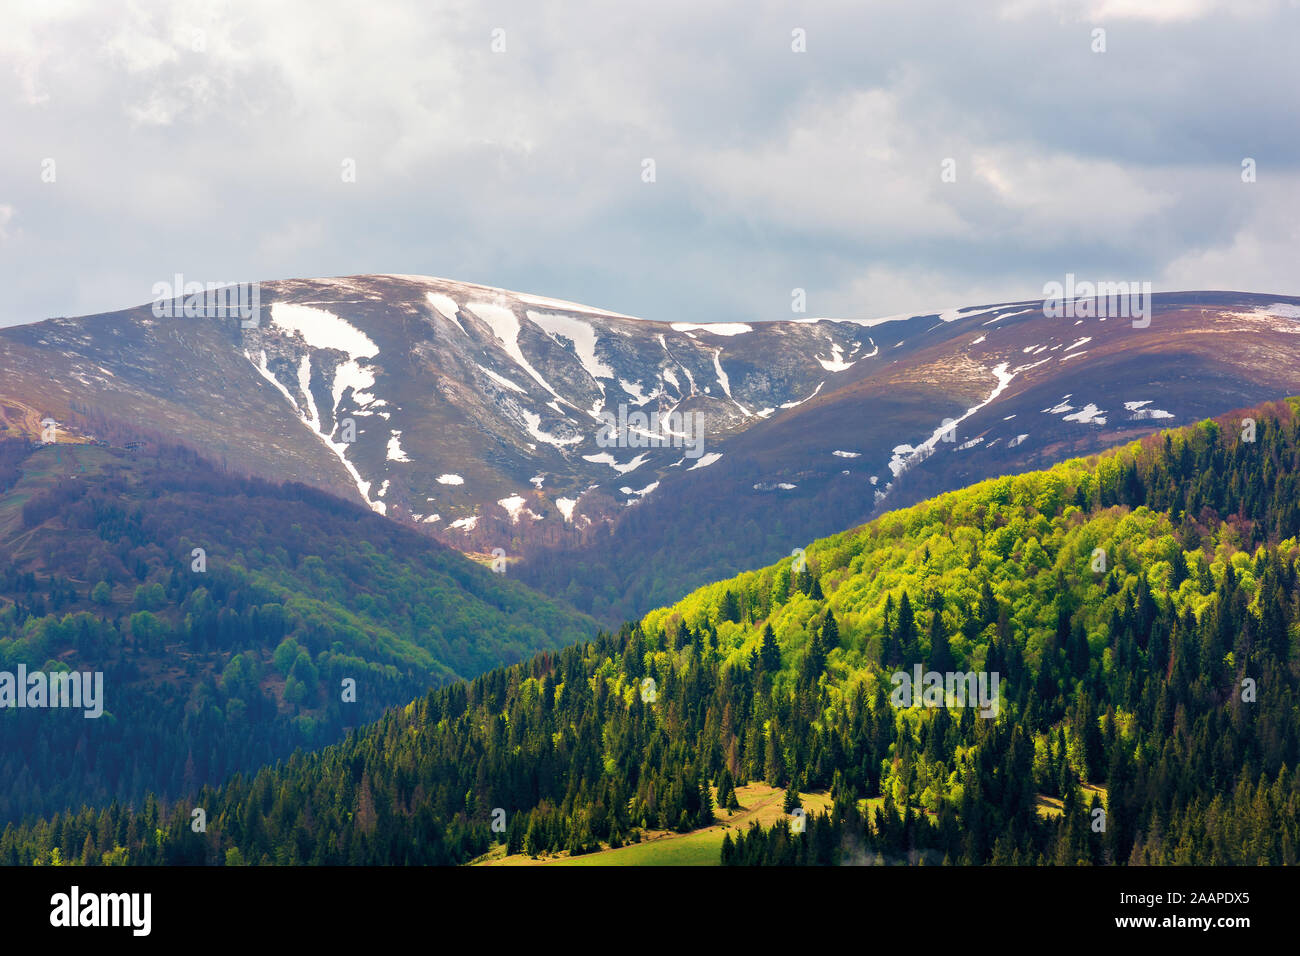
(1, 0, 1297, 328)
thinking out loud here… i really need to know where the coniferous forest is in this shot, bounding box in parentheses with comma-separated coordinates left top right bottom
(3, 399, 1298, 866)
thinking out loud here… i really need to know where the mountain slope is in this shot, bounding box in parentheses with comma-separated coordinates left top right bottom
(0, 275, 868, 538)
(0, 439, 596, 822)
(7, 397, 1296, 865)
(516, 292, 1300, 619)
(8, 280, 1300, 624)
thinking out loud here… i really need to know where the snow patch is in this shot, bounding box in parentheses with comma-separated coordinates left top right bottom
(981, 308, 1036, 326)
(498, 494, 538, 523)
(816, 342, 854, 372)
(270, 303, 379, 359)
(521, 409, 582, 447)
(513, 291, 632, 318)
(466, 300, 560, 397)
(620, 379, 654, 405)
(1063, 403, 1107, 425)
(426, 292, 465, 334)
(1125, 400, 1175, 420)
(619, 481, 660, 498)
(582, 451, 650, 474)
(387, 431, 410, 462)
(780, 381, 824, 409)
(1044, 396, 1075, 414)
(710, 348, 750, 415)
(528, 310, 615, 382)
(883, 362, 1016, 484)
(248, 345, 382, 515)
(670, 322, 753, 335)
(476, 364, 527, 394)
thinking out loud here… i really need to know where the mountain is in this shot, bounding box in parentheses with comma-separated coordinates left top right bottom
(516, 291, 1300, 618)
(7, 396, 1296, 865)
(6, 279, 1300, 622)
(0, 438, 596, 822)
(0, 274, 861, 547)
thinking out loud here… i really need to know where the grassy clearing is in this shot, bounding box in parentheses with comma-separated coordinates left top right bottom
(474, 783, 832, 867)
(1035, 783, 1108, 819)
(0, 445, 124, 564)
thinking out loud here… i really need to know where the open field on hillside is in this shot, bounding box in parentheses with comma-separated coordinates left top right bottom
(474, 783, 832, 866)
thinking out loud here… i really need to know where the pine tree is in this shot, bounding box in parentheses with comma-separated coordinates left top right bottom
(822, 611, 840, 650)
(802, 624, 827, 685)
(697, 775, 715, 827)
(927, 609, 952, 673)
(783, 784, 801, 813)
(897, 591, 918, 662)
(760, 622, 781, 672)
(764, 722, 785, 785)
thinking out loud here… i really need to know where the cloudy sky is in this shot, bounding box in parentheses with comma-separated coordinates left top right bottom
(1, 0, 1298, 328)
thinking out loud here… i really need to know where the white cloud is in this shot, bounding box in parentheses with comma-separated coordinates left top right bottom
(691, 89, 970, 241)
(1159, 184, 1300, 294)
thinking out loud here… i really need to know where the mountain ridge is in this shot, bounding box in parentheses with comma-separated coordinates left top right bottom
(7, 278, 1300, 623)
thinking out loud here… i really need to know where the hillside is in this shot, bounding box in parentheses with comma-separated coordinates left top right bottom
(516, 292, 1300, 621)
(0, 439, 596, 822)
(8, 281, 1300, 628)
(3, 397, 1299, 865)
(0, 274, 866, 540)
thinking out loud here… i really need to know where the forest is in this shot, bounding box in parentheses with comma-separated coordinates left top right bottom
(0, 441, 595, 822)
(2, 399, 1298, 865)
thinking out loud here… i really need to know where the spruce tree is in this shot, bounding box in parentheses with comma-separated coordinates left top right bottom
(783, 784, 801, 813)
(897, 591, 918, 662)
(697, 775, 715, 827)
(927, 609, 952, 673)
(822, 611, 840, 650)
(760, 622, 781, 672)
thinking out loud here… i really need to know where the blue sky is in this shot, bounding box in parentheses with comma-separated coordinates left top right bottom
(2, 0, 1298, 327)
